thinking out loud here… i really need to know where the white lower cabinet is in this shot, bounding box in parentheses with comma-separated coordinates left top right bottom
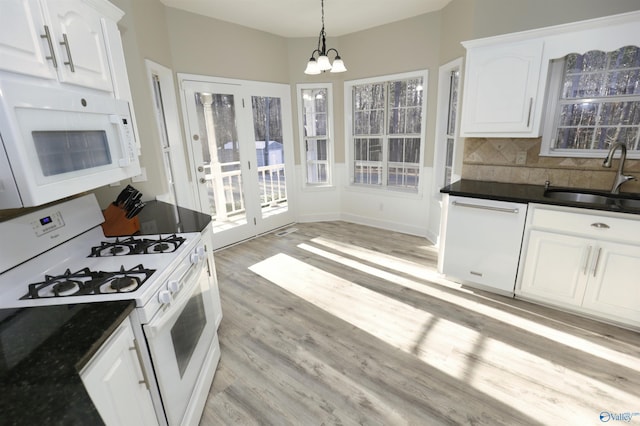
(518, 230, 590, 306)
(581, 241, 640, 324)
(81, 317, 158, 426)
(517, 205, 640, 328)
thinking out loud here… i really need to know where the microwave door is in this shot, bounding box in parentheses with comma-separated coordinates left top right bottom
(8, 104, 140, 207)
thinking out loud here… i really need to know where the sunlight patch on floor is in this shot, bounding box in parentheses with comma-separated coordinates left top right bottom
(248, 253, 638, 423)
(303, 238, 639, 372)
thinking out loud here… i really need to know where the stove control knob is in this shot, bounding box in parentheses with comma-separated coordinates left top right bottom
(190, 252, 201, 264)
(196, 246, 206, 261)
(167, 280, 180, 294)
(158, 290, 172, 305)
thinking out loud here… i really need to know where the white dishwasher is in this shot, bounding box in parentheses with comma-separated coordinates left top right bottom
(438, 195, 528, 294)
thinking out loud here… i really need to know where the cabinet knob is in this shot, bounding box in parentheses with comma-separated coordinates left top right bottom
(590, 222, 610, 229)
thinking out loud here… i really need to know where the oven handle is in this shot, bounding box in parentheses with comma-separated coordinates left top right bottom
(145, 259, 208, 336)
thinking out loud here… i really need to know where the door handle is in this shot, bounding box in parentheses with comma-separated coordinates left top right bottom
(59, 33, 75, 72)
(592, 247, 602, 277)
(129, 339, 150, 389)
(40, 26, 58, 68)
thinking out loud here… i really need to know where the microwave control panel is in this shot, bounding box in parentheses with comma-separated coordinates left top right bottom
(31, 211, 65, 237)
(121, 116, 136, 164)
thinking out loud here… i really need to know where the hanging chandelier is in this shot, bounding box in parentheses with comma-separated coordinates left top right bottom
(304, 0, 347, 75)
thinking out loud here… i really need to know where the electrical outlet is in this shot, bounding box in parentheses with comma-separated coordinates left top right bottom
(516, 151, 527, 165)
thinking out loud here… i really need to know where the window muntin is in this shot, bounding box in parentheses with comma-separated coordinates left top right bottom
(350, 74, 425, 191)
(299, 85, 333, 185)
(544, 46, 640, 156)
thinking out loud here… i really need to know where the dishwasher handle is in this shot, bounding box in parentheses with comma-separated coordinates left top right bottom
(452, 200, 519, 214)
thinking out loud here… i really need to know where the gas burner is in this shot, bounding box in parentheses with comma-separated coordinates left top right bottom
(53, 280, 80, 296)
(103, 276, 139, 293)
(21, 265, 155, 300)
(88, 235, 186, 257)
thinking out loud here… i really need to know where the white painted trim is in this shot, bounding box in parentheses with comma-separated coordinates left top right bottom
(432, 57, 463, 198)
(145, 59, 196, 209)
(296, 82, 335, 187)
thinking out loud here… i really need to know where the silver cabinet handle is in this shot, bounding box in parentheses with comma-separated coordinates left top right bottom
(40, 25, 58, 68)
(452, 200, 519, 214)
(129, 339, 150, 389)
(592, 247, 602, 277)
(526, 97, 533, 127)
(591, 222, 610, 229)
(59, 33, 75, 72)
(583, 245, 592, 275)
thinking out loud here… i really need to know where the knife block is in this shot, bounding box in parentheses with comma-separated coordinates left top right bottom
(101, 203, 140, 237)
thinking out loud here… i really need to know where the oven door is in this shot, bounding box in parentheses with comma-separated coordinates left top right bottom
(142, 258, 217, 426)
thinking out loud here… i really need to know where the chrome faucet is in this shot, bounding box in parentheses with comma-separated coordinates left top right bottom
(602, 142, 636, 194)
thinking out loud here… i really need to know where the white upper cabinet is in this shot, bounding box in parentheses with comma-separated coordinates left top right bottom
(0, 0, 124, 94)
(43, 0, 114, 92)
(460, 39, 544, 137)
(459, 10, 640, 138)
(0, 0, 57, 80)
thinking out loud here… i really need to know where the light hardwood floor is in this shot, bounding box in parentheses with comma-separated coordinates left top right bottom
(200, 221, 640, 425)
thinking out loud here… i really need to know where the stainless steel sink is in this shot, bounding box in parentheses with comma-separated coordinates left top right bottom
(616, 198, 640, 209)
(543, 189, 640, 210)
(544, 190, 611, 204)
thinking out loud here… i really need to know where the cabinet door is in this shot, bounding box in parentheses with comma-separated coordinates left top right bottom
(582, 241, 640, 326)
(0, 0, 57, 79)
(81, 319, 158, 426)
(460, 39, 543, 136)
(44, 0, 113, 92)
(518, 230, 590, 306)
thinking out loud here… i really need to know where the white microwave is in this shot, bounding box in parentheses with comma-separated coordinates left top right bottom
(0, 79, 140, 209)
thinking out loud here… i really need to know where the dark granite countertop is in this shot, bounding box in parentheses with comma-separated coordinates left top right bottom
(0, 201, 209, 425)
(137, 200, 211, 234)
(441, 179, 640, 216)
(0, 301, 134, 426)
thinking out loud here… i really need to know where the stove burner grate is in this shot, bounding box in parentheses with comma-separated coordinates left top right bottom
(88, 234, 186, 257)
(21, 265, 156, 300)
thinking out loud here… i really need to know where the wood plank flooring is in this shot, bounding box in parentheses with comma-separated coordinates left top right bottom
(200, 221, 640, 425)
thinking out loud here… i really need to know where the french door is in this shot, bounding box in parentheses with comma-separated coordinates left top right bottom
(180, 76, 295, 249)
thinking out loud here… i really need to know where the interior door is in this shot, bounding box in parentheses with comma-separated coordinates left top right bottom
(181, 78, 295, 249)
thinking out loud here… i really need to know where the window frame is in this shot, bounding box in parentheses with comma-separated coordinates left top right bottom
(434, 58, 463, 195)
(145, 59, 195, 208)
(296, 83, 334, 187)
(344, 70, 429, 194)
(540, 49, 640, 159)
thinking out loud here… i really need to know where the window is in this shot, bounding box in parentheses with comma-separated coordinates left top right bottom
(541, 46, 640, 157)
(435, 59, 462, 190)
(347, 71, 427, 191)
(146, 60, 194, 208)
(297, 84, 333, 185)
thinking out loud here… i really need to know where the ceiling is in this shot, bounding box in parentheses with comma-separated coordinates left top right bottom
(158, 0, 454, 37)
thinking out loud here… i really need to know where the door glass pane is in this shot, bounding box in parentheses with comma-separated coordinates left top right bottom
(194, 92, 247, 228)
(170, 289, 207, 378)
(251, 96, 287, 218)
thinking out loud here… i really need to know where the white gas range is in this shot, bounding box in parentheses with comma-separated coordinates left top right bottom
(0, 194, 221, 426)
